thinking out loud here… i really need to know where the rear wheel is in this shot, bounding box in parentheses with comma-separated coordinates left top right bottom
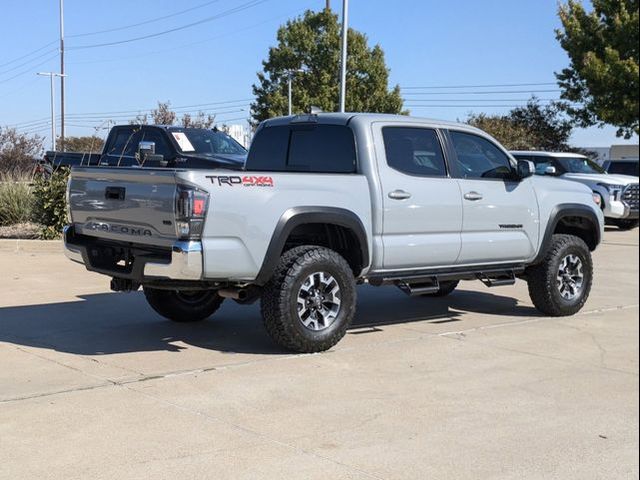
(526, 234, 593, 316)
(612, 219, 639, 230)
(143, 287, 224, 322)
(261, 246, 357, 353)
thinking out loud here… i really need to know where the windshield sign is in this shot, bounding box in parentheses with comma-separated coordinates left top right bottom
(172, 129, 247, 155)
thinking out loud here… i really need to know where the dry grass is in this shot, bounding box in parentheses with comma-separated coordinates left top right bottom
(0, 222, 40, 239)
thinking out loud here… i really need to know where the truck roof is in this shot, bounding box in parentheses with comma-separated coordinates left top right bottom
(261, 112, 488, 135)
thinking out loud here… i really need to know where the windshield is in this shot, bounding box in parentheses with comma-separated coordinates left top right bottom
(556, 156, 605, 174)
(170, 129, 247, 155)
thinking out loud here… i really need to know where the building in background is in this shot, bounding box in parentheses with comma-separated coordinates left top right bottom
(583, 144, 639, 164)
(610, 144, 639, 160)
(225, 124, 252, 148)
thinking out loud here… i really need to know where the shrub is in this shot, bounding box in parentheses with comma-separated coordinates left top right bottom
(31, 168, 69, 239)
(0, 172, 34, 225)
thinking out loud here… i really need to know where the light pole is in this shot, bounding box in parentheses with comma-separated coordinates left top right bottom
(338, 0, 349, 113)
(59, 0, 66, 150)
(37, 72, 66, 150)
(284, 69, 305, 116)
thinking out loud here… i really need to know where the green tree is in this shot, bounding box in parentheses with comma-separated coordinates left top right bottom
(556, 0, 639, 138)
(251, 9, 403, 122)
(466, 98, 573, 151)
(466, 113, 537, 150)
(58, 136, 105, 153)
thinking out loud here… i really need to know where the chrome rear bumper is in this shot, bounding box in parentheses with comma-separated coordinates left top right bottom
(63, 225, 203, 281)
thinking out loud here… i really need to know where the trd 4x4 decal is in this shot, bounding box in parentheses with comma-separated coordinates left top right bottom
(206, 175, 274, 187)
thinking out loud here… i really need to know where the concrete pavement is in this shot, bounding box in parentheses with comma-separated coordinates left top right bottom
(0, 228, 638, 479)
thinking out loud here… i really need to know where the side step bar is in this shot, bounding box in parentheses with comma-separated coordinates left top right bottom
(368, 265, 524, 296)
(476, 271, 516, 287)
(396, 278, 440, 296)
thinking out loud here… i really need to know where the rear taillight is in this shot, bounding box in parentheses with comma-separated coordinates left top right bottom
(175, 185, 209, 240)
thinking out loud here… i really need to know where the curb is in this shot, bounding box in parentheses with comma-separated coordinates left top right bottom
(0, 239, 63, 254)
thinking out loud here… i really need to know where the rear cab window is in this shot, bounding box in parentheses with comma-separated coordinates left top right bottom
(246, 124, 357, 173)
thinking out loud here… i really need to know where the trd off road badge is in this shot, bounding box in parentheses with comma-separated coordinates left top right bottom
(206, 175, 274, 187)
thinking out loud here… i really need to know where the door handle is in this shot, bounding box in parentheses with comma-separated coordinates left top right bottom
(388, 190, 412, 200)
(464, 191, 483, 201)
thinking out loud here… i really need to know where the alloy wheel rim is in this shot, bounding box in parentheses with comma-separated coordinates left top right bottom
(296, 272, 342, 331)
(556, 254, 584, 301)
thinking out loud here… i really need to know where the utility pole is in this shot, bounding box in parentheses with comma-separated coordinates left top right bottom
(37, 72, 66, 150)
(283, 69, 305, 116)
(59, 0, 66, 151)
(325, 0, 330, 10)
(338, 0, 349, 113)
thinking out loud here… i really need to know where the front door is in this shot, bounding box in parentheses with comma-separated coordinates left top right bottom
(374, 124, 463, 270)
(447, 130, 539, 265)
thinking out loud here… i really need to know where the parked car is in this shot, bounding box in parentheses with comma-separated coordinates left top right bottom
(36, 125, 247, 176)
(603, 158, 639, 177)
(511, 151, 639, 230)
(64, 114, 604, 353)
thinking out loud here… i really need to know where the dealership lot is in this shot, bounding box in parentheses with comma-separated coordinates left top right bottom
(0, 229, 638, 479)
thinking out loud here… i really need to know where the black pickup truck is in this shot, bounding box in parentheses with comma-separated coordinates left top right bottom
(37, 124, 247, 174)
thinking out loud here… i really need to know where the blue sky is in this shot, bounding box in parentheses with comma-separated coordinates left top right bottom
(0, 0, 637, 148)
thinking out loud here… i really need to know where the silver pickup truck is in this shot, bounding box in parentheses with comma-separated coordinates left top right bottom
(65, 113, 605, 352)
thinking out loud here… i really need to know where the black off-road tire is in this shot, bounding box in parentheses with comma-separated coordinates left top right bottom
(143, 287, 224, 322)
(613, 219, 639, 231)
(261, 246, 357, 353)
(526, 234, 593, 316)
(420, 280, 459, 297)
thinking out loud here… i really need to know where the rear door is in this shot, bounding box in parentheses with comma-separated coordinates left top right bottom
(447, 130, 539, 265)
(373, 123, 463, 269)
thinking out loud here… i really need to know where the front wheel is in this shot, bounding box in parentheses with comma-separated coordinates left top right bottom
(526, 234, 593, 316)
(612, 219, 639, 231)
(143, 287, 224, 322)
(261, 246, 357, 353)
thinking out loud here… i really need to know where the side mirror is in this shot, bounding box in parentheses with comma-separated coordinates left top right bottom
(517, 160, 535, 179)
(138, 141, 155, 162)
(544, 165, 557, 176)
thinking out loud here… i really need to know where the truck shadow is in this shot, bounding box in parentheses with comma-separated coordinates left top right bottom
(0, 285, 540, 356)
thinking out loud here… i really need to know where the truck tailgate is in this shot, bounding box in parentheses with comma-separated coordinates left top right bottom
(69, 167, 180, 247)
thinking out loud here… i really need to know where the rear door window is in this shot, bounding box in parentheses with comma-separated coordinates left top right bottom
(382, 127, 447, 177)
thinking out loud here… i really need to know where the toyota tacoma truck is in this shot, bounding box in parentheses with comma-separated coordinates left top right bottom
(64, 113, 605, 353)
(511, 151, 639, 230)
